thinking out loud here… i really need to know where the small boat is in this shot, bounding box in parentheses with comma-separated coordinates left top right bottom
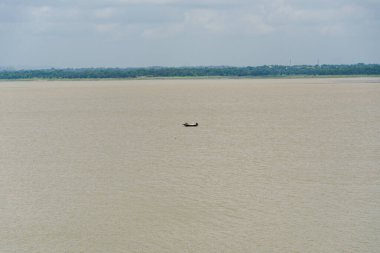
(183, 122, 198, 127)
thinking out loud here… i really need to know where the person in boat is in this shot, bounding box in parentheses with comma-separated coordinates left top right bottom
(183, 122, 198, 127)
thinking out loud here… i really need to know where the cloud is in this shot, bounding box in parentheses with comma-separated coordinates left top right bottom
(184, 9, 224, 33)
(320, 24, 346, 37)
(95, 23, 119, 33)
(142, 23, 184, 38)
(243, 15, 274, 34)
(1, 0, 379, 67)
(112, 0, 180, 5)
(93, 8, 117, 19)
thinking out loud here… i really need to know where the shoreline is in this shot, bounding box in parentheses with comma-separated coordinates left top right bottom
(1, 75, 380, 82)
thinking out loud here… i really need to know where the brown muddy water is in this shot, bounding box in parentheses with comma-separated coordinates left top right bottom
(1, 78, 380, 252)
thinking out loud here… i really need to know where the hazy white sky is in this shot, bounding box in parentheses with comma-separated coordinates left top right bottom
(1, 0, 379, 68)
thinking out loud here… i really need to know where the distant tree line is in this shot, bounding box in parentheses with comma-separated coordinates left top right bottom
(1, 64, 380, 79)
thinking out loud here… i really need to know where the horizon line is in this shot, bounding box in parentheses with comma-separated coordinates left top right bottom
(1, 62, 380, 71)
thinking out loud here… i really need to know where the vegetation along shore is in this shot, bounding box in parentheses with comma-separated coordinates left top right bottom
(1, 64, 379, 80)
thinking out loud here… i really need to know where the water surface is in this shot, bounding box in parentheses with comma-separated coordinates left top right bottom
(1, 78, 380, 252)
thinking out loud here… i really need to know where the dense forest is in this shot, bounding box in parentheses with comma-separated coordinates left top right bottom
(1, 64, 379, 79)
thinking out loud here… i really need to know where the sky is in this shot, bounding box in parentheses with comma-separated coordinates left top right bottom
(0, 0, 379, 68)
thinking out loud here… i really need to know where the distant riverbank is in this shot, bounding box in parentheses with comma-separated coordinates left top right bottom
(1, 64, 380, 80)
(2, 75, 380, 82)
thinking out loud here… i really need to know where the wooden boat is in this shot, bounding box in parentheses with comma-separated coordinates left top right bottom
(183, 122, 198, 127)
